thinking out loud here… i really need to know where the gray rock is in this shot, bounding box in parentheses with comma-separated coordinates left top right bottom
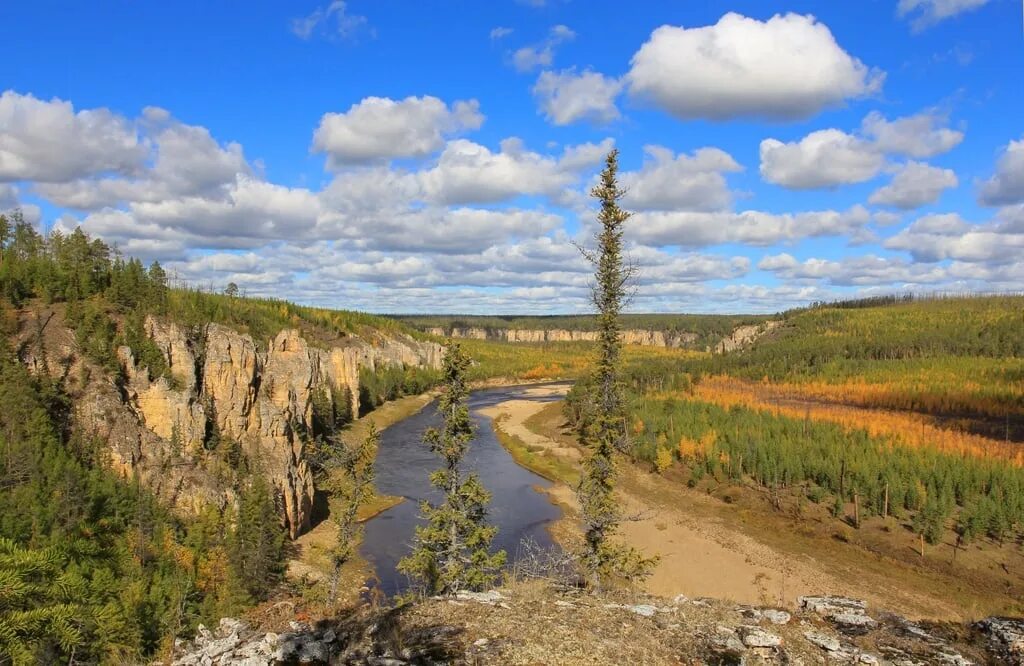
(455, 590, 505, 604)
(799, 595, 875, 633)
(799, 596, 866, 615)
(627, 604, 658, 617)
(804, 630, 841, 652)
(200, 634, 240, 659)
(761, 609, 791, 625)
(741, 626, 783, 648)
(710, 635, 747, 659)
(977, 617, 1024, 661)
(297, 640, 329, 663)
(831, 611, 876, 630)
(195, 624, 213, 643)
(217, 618, 248, 638)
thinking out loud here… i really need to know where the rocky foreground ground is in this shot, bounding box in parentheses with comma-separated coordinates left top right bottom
(170, 582, 1024, 665)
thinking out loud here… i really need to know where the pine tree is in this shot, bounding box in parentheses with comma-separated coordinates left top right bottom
(327, 424, 378, 605)
(398, 341, 505, 595)
(575, 149, 655, 587)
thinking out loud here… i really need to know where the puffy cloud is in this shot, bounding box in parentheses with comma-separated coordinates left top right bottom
(897, 0, 991, 31)
(978, 137, 1024, 206)
(290, 1, 369, 41)
(416, 137, 609, 204)
(868, 161, 958, 209)
(861, 110, 963, 158)
(760, 129, 884, 188)
(36, 109, 252, 209)
(318, 137, 612, 209)
(312, 96, 483, 166)
(0, 184, 41, 226)
(511, 25, 575, 72)
(0, 90, 147, 183)
(758, 252, 948, 285)
(533, 69, 623, 125)
(629, 206, 871, 247)
(760, 109, 965, 190)
(884, 213, 1024, 263)
(626, 13, 883, 121)
(621, 145, 741, 211)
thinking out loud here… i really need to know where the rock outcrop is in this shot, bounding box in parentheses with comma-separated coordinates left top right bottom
(127, 318, 441, 538)
(170, 589, 999, 665)
(714, 320, 782, 353)
(424, 323, 784, 352)
(424, 326, 701, 349)
(19, 308, 441, 539)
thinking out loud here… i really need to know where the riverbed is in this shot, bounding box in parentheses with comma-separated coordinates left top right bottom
(360, 383, 570, 597)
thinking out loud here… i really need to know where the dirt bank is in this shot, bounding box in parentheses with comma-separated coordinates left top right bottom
(483, 394, 994, 620)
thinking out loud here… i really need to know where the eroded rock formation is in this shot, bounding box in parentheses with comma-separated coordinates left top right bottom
(714, 320, 782, 353)
(424, 327, 701, 348)
(18, 308, 441, 539)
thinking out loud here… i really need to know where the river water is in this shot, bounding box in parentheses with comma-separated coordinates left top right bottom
(359, 383, 568, 597)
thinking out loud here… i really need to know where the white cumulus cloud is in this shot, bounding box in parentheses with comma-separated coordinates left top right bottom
(760, 129, 885, 189)
(0, 90, 147, 183)
(868, 161, 958, 209)
(861, 110, 963, 158)
(312, 96, 484, 167)
(626, 13, 883, 121)
(533, 68, 623, 126)
(978, 137, 1024, 206)
(621, 145, 741, 212)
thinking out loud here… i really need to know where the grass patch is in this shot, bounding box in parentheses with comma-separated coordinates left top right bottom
(491, 414, 579, 487)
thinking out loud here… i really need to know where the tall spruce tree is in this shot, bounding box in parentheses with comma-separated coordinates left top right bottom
(398, 341, 505, 595)
(327, 423, 378, 605)
(575, 149, 655, 587)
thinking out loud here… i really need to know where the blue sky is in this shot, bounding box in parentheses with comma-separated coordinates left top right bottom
(1, 0, 1022, 313)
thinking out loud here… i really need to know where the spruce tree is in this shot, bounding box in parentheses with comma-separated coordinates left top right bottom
(398, 341, 505, 595)
(327, 423, 378, 605)
(575, 149, 654, 587)
(228, 475, 286, 600)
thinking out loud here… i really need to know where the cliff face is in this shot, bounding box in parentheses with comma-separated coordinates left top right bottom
(425, 327, 701, 348)
(713, 320, 782, 354)
(19, 308, 441, 539)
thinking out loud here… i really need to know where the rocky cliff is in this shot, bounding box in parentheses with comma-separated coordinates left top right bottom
(424, 323, 783, 352)
(18, 308, 441, 538)
(714, 320, 782, 353)
(424, 326, 701, 348)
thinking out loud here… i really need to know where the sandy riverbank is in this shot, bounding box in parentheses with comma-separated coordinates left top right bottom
(482, 392, 971, 619)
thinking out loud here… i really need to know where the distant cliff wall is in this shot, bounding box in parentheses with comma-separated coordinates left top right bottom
(424, 327, 700, 348)
(423, 324, 781, 352)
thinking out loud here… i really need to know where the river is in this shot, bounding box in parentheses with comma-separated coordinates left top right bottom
(359, 383, 568, 597)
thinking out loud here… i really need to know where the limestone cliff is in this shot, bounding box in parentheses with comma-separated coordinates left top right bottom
(424, 326, 701, 348)
(18, 308, 441, 539)
(423, 324, 787, 352)
(713, 320, 782, 354)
